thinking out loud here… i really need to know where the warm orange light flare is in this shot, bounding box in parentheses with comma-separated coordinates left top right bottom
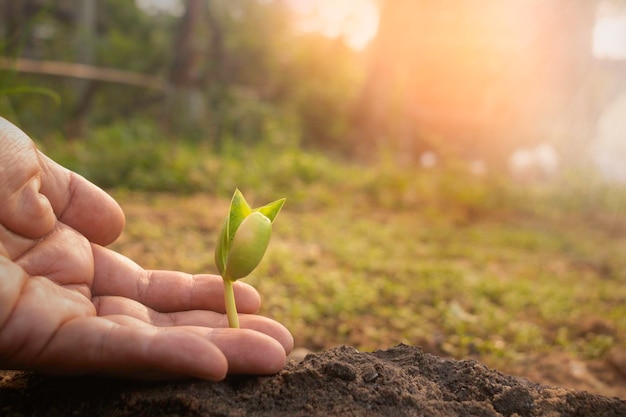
(350, 1, 606, 160)
(287, 0, 379, 50)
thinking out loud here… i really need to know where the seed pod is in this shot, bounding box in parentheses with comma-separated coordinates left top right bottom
(223, 211, 272, 281)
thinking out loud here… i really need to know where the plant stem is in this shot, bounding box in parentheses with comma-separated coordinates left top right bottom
(223, 278, 240, 328)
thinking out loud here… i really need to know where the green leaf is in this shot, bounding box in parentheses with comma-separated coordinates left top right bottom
(255, 198, 286, 223)
(0, 86, 61, 104)
(214, 219, 229, 275)
(227, 188, 252, 244)
(224, 212, 272, 280)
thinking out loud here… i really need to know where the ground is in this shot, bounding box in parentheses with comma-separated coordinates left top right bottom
(104, 192, 626, 400)
(1, 344, 625, 417)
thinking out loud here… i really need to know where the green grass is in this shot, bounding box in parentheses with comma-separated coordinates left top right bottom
(110, 187, 626, 369)
(40, 125, 626, 373)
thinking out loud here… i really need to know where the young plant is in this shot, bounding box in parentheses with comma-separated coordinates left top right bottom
(215, 189, 285, 328)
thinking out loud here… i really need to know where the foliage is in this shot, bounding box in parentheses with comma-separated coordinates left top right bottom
(106, 153, 626, 374)
(2, 0, 365, 154)
(56, 130, 624, 372)
(37, 117, 342, 201)
(39, 119, 626, 220)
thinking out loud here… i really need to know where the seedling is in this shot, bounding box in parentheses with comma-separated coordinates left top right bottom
(215, 189, 285, 328)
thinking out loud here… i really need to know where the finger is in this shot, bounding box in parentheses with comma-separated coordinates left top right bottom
(0, 117, 124, 246)
(38, 152, 125, 246)
(103, 316, 287, 375)
(13, 223, 93, 295)
(0, 255, 27, 329)
(40, 316, 286, 379)
(0, 118, 56, 239)
(91, 244, 261, 313)
(170, 326, 287, 376)
(0, 275, 95, 362)
(93, 295, 294, 353)
(0, 221, 36, 261)
(33, 316, 229, 380)
(239, 316, 294, 355)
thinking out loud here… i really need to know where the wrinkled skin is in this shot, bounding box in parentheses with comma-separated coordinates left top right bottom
(0, 117, 293, 380)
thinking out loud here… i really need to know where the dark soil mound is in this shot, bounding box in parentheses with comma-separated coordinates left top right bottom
(1, 344, 625, 417)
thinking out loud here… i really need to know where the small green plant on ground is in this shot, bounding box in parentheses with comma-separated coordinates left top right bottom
(68, 130, 625, 385)
(214, 189, 285, 328)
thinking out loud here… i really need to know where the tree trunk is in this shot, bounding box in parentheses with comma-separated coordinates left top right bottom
(67, 0, 97, 139)
(167, 0, 228, 137)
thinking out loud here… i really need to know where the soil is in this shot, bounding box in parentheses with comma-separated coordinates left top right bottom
(1, 344, 625, 417)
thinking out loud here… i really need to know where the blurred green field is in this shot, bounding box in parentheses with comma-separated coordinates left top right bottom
(41, 129, 626, 382)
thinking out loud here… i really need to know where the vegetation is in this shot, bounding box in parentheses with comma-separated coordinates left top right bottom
(1, 1, 363, 155)
(46, 132, 625, 372)
(215, 189, 285, 328)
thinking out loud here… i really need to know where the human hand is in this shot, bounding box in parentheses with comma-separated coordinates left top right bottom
(0, 117, 293, 380)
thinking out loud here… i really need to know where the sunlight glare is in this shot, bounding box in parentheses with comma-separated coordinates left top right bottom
(593, 2, 626, 60)
(288, 0, 379, 50)
(135, 0, 184, 16)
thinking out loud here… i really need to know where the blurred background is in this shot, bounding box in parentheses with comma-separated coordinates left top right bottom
(2, 0, 626, 178)
(2, 0, 626, 397)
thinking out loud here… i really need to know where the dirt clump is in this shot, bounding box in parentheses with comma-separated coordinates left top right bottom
(1, 344, 625, 417)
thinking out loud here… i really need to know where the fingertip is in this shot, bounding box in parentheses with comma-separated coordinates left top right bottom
(154, 328, 229, 380)
(260, 340, 288, 375)
(239, 316, 294, 355)
(210, 328, 287, 375)
(68, 174, 125, 245)
(233, 281, 262, 313)
(40, 153, 126, 246)
(97, 188, 126, 245)
(277, 324, 295, 355)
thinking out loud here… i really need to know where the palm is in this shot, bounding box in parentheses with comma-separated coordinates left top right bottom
(0, 118, 292, 379)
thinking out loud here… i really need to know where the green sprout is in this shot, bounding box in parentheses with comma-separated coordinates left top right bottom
(215, 189, 285, 328)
